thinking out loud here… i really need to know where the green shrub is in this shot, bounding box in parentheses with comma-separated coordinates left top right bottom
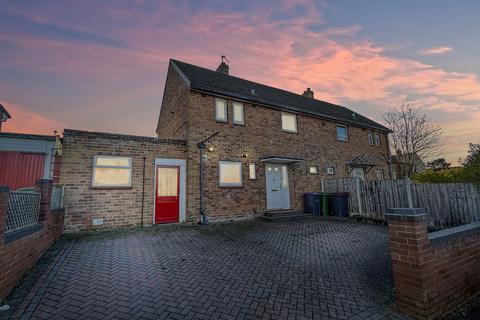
(414, 168, 465, 183)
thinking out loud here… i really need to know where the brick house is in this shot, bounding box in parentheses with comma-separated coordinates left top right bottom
(61, 59, 392, 231)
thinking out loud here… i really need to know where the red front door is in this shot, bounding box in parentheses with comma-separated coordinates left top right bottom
(155, 166, 180, 224)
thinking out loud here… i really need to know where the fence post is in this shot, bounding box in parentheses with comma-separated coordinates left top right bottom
(405, 177, 414, 208)
(35, 179, 52, 223)
(355, 177, 363, 215)
(0, 186, 10, 246)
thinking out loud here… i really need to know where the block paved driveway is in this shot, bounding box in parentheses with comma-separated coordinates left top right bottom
(11, 219, 408, 320)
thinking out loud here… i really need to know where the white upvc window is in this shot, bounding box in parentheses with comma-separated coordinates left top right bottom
(374, 169, 384, 180)
(336, 124, 349, 141)
(92, 156, 132, 187)
(326, 167, 335, 175)
(368, 131, 374, 145)
(281, 112, 297, 133)
(215, 98, 227, 122)
(374, 132, 381, 146)
(219, 161, 242, 187)
(233, 101, 244, 125)
(309, 166, 319, 174)
(249, 163, 256, 180)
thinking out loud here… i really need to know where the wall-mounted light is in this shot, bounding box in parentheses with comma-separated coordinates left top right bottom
(208, 147, 214, 152)
(241, 153, 248, 158)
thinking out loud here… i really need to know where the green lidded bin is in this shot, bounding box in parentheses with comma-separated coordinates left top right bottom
(319, 192, 332, 216)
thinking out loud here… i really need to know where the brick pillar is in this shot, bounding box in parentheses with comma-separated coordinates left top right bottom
(386, 208, 432, 320)
(35, 179, 52, 223)
(0, 186, 10, 246)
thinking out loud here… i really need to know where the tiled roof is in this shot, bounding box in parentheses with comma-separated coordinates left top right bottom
(171, 59, 391, 132)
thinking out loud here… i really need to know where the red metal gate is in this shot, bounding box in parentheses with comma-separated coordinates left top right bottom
(0, 151, 46, 190)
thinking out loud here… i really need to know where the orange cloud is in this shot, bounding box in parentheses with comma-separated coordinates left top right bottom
(419, 46, 454, 55)
(0, 0, 479, 164)
(0, 100, 62, 135)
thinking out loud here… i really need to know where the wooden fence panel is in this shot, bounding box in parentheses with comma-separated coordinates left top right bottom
(323, 177, 359, 213)
(322, 177, 480, 227)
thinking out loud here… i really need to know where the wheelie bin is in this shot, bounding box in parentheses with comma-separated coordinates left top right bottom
(330, 192, 349, 217)
(304, 192, 321, 215)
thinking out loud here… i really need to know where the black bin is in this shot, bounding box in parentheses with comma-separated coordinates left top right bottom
(330, 192, 349, 217)
(304, 192, 321, 215)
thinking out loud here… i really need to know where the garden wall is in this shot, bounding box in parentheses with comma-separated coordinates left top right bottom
(386, 208, 480, 319)
(0, 180, 64, 301)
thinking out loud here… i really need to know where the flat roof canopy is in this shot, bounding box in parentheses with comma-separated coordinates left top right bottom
(261, 156, 304, 164)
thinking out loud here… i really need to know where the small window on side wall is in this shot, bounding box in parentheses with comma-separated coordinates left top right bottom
(374, 169, 384, 180)
(249, 163, 256, 180)
(336, 125, 348, 141)
(281, 112, 297, 133)
(309, 166, 318, 174)
(368, 131, 374, 145)
(374, 132, 381, 146)
(92, 156, 132, 187)
(215, 98, 227, 122)
(219, 161, 242, 187)
(233, 102, 244, 125)
(326, 167, 335, 175)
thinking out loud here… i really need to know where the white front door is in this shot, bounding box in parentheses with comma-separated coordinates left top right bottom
(265, 163, 290, 210)
(351, 167, 365, 180)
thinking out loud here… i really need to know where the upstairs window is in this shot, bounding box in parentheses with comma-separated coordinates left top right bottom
(281, 112, 297, 133)
(233, 101, 244, 125)
(215, 98, 227, 122)
(368, 131, 374, 145)
(374, 132, 381, 146)
(92, 156, 132, 187)
(219, 161, 242, 187)
(336, 125, 349, 141)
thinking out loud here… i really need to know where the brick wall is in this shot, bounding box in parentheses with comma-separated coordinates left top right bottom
(386, 208, 480, 320)
(0, 180, 64, 301)
(156, 62, 190, 140)
(60, 130, 187, 232)
(183, 91, 391, 221)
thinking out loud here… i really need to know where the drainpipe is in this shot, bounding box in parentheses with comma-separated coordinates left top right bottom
(386, 133, 393, 179)
(197, 131, 219, 224)
(141, 156, 146, 228)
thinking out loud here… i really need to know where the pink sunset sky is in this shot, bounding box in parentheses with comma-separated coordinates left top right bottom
(1, 0, 480, 164)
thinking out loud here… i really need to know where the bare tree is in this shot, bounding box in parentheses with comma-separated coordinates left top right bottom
(383, 104, 444, 178)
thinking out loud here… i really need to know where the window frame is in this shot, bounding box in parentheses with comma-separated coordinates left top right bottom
(249, 163, 256, 180)
(336, 124, 349, 142)
(92, 155, 132, 188)
(374, 132, 381, 146)
(215, 98, 228, 123)
(368, 130, 374, 145)
(374, 169, 384, 180)
(218, 160, 243, 187)
(309, 166, 319, 175)
(232, 101, 245, 125)
(281, 112, 298, 133)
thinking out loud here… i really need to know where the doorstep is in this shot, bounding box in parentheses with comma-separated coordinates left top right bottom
(256, 209, 315, 222)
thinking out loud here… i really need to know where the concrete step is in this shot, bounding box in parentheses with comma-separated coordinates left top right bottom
(257, 211, 314, 222)
(264, 209, 304, 217)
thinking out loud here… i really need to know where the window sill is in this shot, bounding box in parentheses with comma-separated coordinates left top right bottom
(219, 185, 243, 188)
(90, 186, 133, 190)
(282, 130, 298, 134)
(337, 139, 349, 142)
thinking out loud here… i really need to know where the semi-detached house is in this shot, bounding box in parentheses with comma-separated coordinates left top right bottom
(60, 59, 392, 232)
